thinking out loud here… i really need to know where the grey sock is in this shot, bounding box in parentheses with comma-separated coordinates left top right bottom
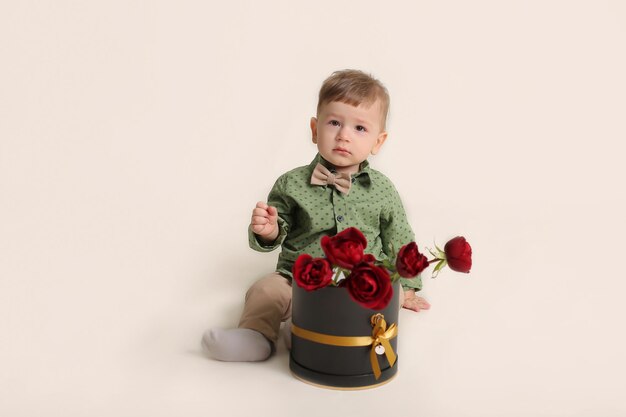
(201, 328, 272, 362)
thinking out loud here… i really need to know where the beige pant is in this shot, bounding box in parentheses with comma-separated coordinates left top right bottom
(238, 272, 292, 343)
(238, 272, 405, 343)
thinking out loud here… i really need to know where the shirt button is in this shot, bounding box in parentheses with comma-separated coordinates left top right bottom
(337, 215, 344, 222)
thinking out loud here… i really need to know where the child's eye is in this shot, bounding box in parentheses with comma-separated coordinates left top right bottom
(329, 120, 340, 127)
(356, 125, 367, 132)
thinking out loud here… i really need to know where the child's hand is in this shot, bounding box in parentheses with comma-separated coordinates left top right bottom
(251, 201, 279, 243)
(401, 289, 431, 312)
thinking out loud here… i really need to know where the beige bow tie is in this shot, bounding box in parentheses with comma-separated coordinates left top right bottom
(310, 163, 352, 195)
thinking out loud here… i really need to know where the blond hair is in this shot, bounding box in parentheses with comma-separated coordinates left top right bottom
(317, 69, 390, 130)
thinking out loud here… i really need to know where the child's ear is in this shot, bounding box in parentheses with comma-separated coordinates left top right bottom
(310, 117, 318, 144)
(370, 131, 388, 155)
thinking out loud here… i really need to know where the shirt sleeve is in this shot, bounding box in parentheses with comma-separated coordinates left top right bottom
(380, 181, 423, 291)
(248, 174, 294, 252)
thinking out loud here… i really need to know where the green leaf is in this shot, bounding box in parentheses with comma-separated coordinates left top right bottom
(434, 241, 446, 258)
(332, 267, 344, 285)
(382, 259, 394, 271)
(431, 259, 447, 278)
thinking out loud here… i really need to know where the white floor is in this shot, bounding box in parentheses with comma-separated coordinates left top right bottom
(2, 201, 625, 417)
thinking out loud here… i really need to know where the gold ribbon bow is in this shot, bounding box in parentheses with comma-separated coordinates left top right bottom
(291, 313, 398, 380)
(369, 314, 397, 380)
(310, 163, 352, 195)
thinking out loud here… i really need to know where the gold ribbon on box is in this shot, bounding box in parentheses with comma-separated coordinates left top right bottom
(291, 313, 397, 380)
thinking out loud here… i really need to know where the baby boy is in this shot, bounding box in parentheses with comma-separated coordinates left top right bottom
(203, 69, 430, 362)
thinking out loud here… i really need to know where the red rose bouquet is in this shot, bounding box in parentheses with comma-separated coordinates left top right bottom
(293, 227, 472, 310)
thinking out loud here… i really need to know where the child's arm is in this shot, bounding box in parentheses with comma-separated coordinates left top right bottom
(401, 289, 431, 312)
(250, 201, 279, 244)
(249, 175, 294, 252)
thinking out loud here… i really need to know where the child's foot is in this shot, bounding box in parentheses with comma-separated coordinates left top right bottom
(201, 328, 272, 362)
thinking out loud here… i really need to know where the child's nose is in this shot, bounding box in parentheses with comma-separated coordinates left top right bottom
(337, 126, 351, 141)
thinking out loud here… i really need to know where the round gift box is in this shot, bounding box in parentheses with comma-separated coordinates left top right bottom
(289, 282, 400, 389)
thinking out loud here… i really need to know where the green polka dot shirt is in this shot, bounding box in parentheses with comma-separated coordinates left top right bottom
(249, 153, 422, 291)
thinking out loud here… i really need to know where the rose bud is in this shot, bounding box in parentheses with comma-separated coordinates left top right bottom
(345, 262, 393, 310)
(320, 227, 367, 269)
(444, 236, 472, 273)
(292, 255, 333, 291)
(396, 242, 429, 278)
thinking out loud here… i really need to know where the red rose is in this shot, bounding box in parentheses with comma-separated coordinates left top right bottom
(362, 254, 377, 264)
(345, 263, 393, 310)
(293, 255, 333, 291)
(396, 242, 429, 278)
(444, 236, 472, 273)
(320, 227, 367, 269)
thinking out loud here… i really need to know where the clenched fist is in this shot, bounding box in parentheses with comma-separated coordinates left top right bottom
(251, 201, 279, 243)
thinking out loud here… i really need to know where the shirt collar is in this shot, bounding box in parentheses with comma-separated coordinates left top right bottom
(307, 153, 372, 187)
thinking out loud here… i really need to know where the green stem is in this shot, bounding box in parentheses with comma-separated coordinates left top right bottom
(428, 258, 441, 265)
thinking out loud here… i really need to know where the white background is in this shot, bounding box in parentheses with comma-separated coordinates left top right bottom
(1, 1, 625, 416)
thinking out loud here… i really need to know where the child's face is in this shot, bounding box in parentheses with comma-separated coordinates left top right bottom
(310, 100, 388, 174)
